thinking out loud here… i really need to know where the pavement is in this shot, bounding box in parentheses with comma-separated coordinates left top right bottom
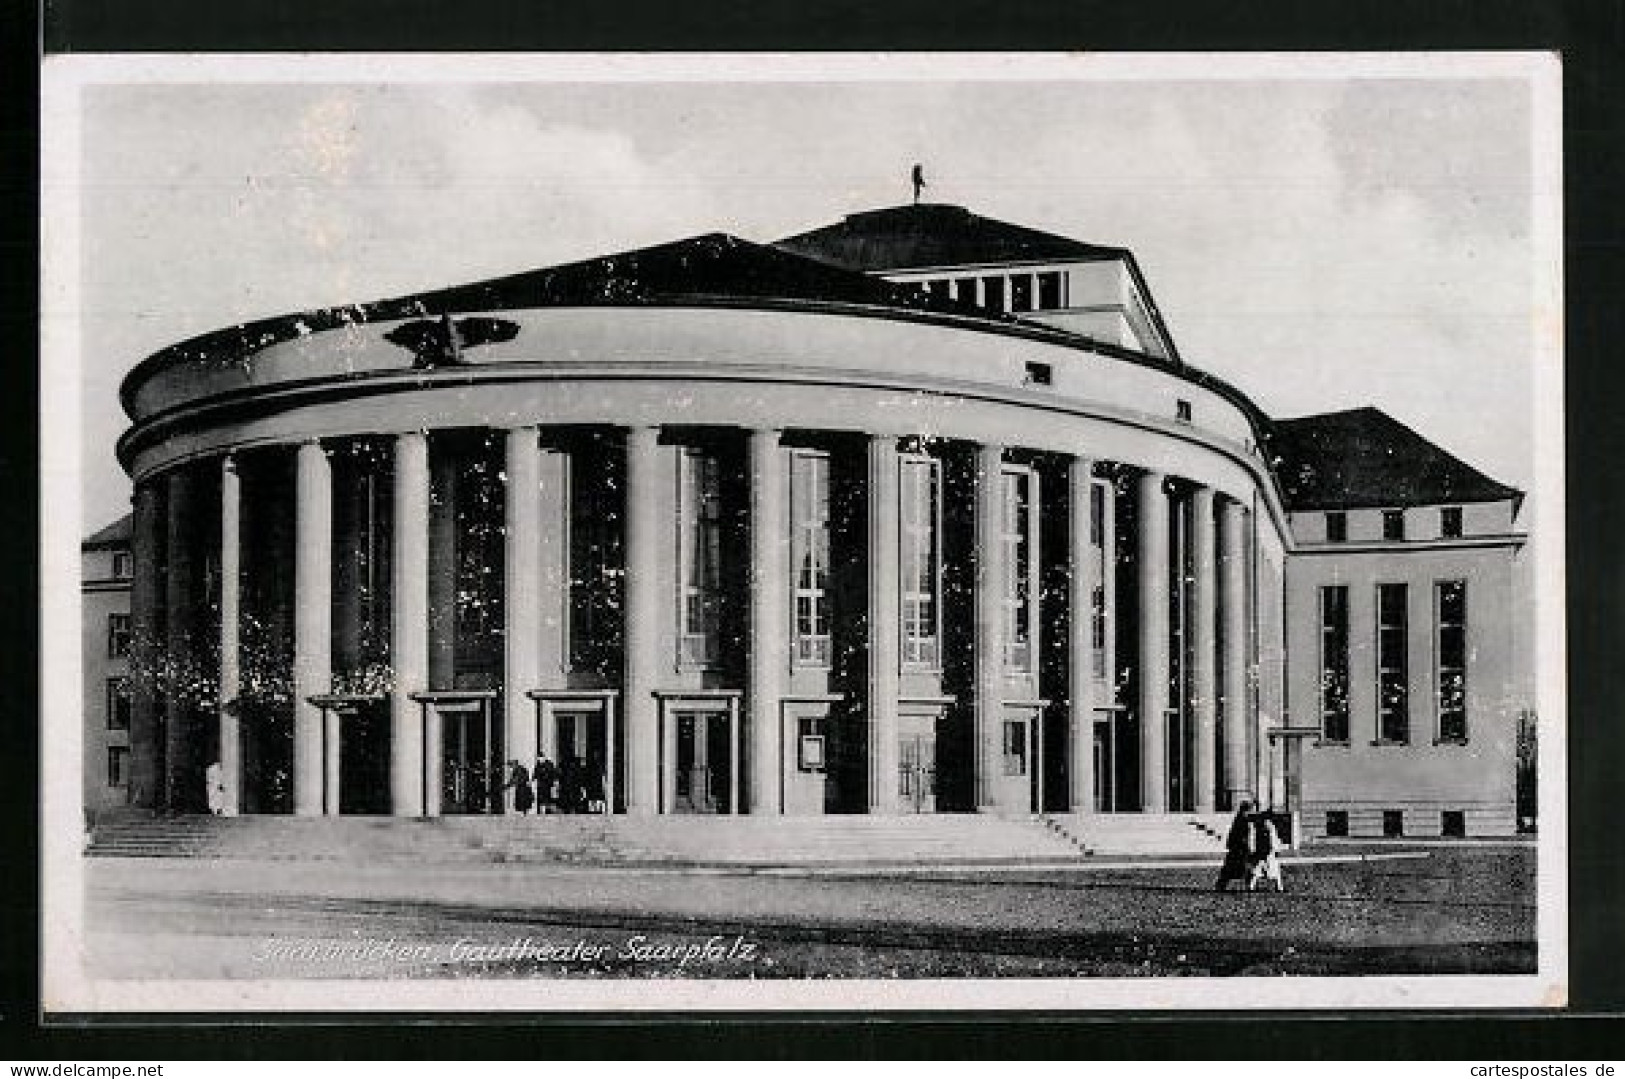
(80, 843, 1538, 980)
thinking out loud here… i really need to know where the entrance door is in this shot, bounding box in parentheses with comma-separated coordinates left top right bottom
(993, 716, 1033, 812)
(898, 734, 937, 814)
(441, 711, 494, 814)
(339, 701, 391, 815)
(551, 710, 609, 813)
(673, 712, 732, 814)
(1093, 719, 1114, 812)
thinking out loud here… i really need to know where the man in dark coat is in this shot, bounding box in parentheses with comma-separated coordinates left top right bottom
(508, 760, 535, 815)
(534, 753, 559, 815)
(1214, 800, 1255, 891)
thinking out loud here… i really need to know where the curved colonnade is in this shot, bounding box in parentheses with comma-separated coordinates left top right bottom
(119, 303, 1289, 818)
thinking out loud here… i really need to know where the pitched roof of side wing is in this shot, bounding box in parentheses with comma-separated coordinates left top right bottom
(1266, 406, 1521, 511)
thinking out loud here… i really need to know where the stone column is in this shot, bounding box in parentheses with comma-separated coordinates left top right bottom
(128, 481, 165, 809)
(747, 428, 786, 815)
(164, 467, 197, 812)
(1220, 497, 1251, 807)
(218, 457, 241, 816)
(504, 426, 542, 810)
(391, 432, 429, 816)
(1067, 457, 1097, 814)
(866, 435, 901, 814)
(293, 440, 332, 817)
(1189, 487, 1218, 813)
(973, 443, 1006, 812)
(1137, 470, 1169, 813)
(622, 425, 660, 815)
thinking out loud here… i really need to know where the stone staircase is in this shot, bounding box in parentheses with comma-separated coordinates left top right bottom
(1043, 813, 1231, 857)
(86, 811, 1234, 866)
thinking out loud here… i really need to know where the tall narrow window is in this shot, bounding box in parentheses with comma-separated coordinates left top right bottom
(1037, 271, 1063, 310)
(1002, 468, 1038, 669)
(1382, 509, 1406, 541)
(1010, 275, 1034, 313)
(1325, 511, 1347, 542)
(106, 613, 131, 659)
(1436, 580, 1468, 742)
(1441, 506, 1464, 539)
(106, 677, 131, 731)
(981, 276, 1006, 312)
(1090, 481, 1109, 678)
(678, 449, 724, 667)
(1319, 586, 1350, 742)
(570, 441, 623, 673)
(111, 551, 133, 578)
(900, 455, 941, 667)
(791, 452, 831, 666)
(107, 746, 129, 788)
(1377, 583, 1409, 743)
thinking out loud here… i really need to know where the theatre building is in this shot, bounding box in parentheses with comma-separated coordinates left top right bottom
(97, 203, 1530, 837)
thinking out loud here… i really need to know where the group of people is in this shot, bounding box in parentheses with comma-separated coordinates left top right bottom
(1213, 800, 1286, 893)
(503, 754, 607, 816)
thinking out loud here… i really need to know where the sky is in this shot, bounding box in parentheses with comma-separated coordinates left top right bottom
(71, 62, 1547, 532)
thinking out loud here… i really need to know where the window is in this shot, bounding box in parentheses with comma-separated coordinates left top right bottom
(1090, 481, 1109, 679)
(106, 677, 131, 731)
(1325, 810, 1349, 838)
(900, 456, 941, 667)
(1436, 580, 1468, 743)
(107, 746, 129, 788)
(797, 717, 826, 773)
(791, 452, 831, 667)
(111, 551, 133, 578)
(1010, 274, 1034, 313)
(1441, 506, 1464, 539)
(1382, 509, 1406, 541)
(1319, 586, 1350, 743)
(1002, 719, 1028, 776)
(1023, 361, 1053, 387)
(981, 276, 1006, 312)
(1002, 468, 1038, 669)
(926, 279, 951, 301)
(952, 278, 978, 304)
(106, 613, 131, 659)
(569, 444, 623, 674)
(677, 449, 724, 667)
(1175, 399, 1193, 423)
(1325, 511, 1347, 543)
(1376, 583, 1409, 743)
(1441, 809, 1466, 838)
(1037, 271, 1063, 310)
(1382, 809, 1405, 838)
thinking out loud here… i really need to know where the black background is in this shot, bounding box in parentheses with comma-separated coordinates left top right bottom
(11, 0, 1625, 1059)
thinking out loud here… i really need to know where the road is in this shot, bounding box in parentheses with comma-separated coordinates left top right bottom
(83, 845, 1537, 979)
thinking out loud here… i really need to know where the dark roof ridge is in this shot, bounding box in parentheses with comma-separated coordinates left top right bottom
(1265, 405, 1520, 511)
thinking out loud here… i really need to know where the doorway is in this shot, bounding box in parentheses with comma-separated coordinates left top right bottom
(339, 701, 391, 815)
(441, 709, 495, 814)
(673, 711, 733, 814)
(898, 733, 937, 814)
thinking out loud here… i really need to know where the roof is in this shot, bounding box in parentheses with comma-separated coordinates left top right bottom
(1266, 407, 1521, 512)
(773, 203, 1128, 273)
(123, 233, 995, 401)
(83, 514, 132, 550)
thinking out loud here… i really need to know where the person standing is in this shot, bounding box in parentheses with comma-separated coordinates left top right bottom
(508, 759, 535, 816)
(1214, 800, 1254, 891)
(534, 753, 559, 815)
